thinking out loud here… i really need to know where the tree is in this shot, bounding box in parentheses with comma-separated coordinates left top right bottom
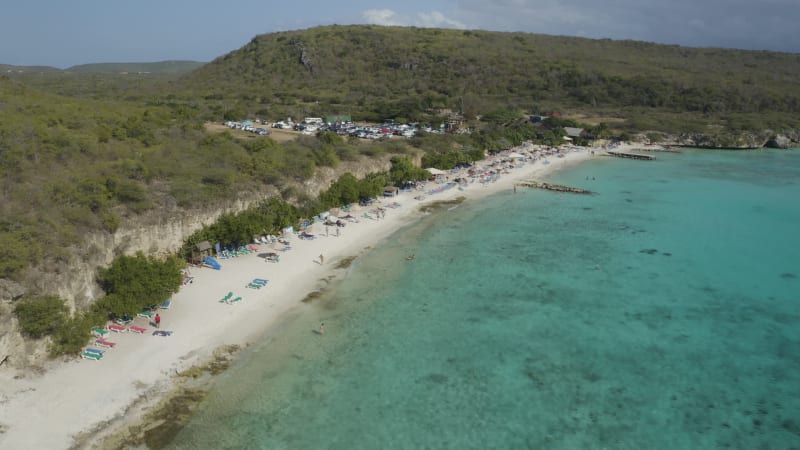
(95, 252, 183, 315)
(388, 156, 427, 185)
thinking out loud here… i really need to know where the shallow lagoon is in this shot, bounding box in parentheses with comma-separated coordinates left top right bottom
(166, 149, 800, 449)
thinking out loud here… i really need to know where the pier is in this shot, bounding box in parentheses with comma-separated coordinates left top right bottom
(516, 181, 592, 194)
(607, 151, 656, 160)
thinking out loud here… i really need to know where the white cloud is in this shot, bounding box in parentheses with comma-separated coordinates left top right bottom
(416, 11, 466, 29)
(362, 9, 404, 26)
(363, 9, 466, 29)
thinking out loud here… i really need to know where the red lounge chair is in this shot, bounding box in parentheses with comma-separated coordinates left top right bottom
(128, 325, 147, 334)
(107, 323, 127, 333)
(96, 337, 117, 348)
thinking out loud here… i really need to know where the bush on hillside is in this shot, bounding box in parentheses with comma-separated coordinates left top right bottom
(13, 295, 68, 339)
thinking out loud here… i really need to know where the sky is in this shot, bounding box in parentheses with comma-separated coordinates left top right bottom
(2, 0, 798, 68)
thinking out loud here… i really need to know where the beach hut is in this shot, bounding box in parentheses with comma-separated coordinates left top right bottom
(383, 186, 399, 197)
(425, 167, 446, 183)
(192, 241, 213, 264)
(425, 168, 446, 176)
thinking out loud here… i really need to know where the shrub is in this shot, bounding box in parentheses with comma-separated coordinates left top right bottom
(13, 295, 68, 338)
(49, 310, 105, 356)
(95, 252, 183, 316)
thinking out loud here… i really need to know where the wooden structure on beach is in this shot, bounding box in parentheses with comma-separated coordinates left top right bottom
(516, 181, 592, 194)
(607, 151, 656, 160)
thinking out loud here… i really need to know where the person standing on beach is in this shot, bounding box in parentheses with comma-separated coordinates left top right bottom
(319, 323, 325, 335)
(155, 313, 161, 329)
(319, 254, 324, 264)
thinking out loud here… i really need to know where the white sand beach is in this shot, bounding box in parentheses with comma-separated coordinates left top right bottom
(0, 145, 604, 449)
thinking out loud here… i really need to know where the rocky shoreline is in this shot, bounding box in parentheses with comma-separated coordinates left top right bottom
(643, 129, 800, 150)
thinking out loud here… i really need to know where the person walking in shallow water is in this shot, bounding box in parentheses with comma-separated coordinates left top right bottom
(319, 323, 324, 335)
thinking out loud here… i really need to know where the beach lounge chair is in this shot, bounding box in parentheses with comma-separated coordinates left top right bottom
(113, 314, 133, 326)
(81, 351, 103, 361)
(247, 278, 268, 288)
(128, 325, 147, 334)
(220, 291, 234, 303)
(226, 296, 243, 305)
(92, 327, 109, 337)
(161, 299, 172, 310)
(152, 330, 173, 337)
(107, 323, 127, 333)
(137, 310, 155, 319)
(85, 347, 105, 356)
(95, 337, 117, 348)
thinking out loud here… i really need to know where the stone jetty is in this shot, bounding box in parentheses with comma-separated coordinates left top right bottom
(607, 151, 656, 160)
(516, 181, 592, 194)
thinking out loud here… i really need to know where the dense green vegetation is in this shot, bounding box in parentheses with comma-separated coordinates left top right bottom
(179, 25, 800, 131)
(94, 252, 184, 316)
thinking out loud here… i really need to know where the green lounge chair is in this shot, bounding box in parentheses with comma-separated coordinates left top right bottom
(82, 351, 103, 361)
(219, 291, 234, 303)
(92, 327, 109, 337)
(137, 310, 155, 319)
(227, 296, 243, 304)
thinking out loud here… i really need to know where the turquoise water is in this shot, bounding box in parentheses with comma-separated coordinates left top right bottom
(166, 149, 800, 449)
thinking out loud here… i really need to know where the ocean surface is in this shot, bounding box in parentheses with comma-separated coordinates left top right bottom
(165, 149, 800, 450)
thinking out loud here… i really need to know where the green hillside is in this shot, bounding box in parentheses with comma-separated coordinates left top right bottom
(0, 75, 416, 280)
(3, 25, 800, 282)
(179, 25, 800, 131)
